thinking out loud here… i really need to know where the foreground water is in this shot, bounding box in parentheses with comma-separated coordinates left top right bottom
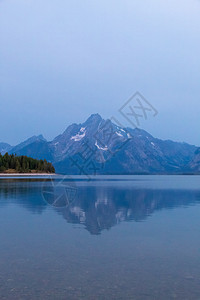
(0, 175, 200, 300)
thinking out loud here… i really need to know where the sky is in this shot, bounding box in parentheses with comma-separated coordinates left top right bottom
(0, 0, 200, 146)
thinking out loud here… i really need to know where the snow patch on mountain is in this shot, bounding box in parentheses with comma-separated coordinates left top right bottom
(116, 132, 123, 137)
(71, 132, 86, 141)
(95, 141, 108, 151)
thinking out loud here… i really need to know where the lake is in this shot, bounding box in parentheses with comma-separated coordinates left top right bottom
(0, 175, 200, 299)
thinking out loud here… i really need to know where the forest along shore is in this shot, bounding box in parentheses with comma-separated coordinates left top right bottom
(0, 153, 55, 174)
(0, 173, 57, 176)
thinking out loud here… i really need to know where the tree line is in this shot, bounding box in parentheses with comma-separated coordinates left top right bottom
(0, 153, 55, 173)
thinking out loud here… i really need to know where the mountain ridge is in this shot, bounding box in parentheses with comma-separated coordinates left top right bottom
(1, 114, 199, 174)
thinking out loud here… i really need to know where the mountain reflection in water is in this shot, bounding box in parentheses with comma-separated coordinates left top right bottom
(1, 177, 200, 235)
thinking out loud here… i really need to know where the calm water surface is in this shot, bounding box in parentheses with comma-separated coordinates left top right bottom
(0, 175, 200, 299)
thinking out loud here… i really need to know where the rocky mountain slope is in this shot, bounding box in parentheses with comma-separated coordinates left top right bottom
(188, 148, 200, 172)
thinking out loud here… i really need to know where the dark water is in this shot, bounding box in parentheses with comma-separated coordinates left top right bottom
(0, 175, 200, 300)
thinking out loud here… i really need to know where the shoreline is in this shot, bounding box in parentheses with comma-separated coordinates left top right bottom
(0, 173, 56, 177)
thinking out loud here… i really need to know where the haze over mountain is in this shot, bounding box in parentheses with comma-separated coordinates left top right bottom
(0, 114, 199, 174)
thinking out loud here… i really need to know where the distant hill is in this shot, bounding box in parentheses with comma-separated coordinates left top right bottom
(10, 135, 46, 154)
(0, 142, 12, 155)
(1, 114, 199, 174)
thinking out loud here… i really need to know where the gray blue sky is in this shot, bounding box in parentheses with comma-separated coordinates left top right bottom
(0, 0, 200, 145)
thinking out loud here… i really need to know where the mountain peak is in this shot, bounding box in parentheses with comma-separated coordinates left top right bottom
(84, 113, 102, 124)
(37, 134, 46, 141)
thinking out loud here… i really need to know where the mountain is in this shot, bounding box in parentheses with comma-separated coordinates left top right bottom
(3, 114, 199, 174)
(0, 142, 12, 155)
(9, 135, 46, 155)
(51, 114, 197, 174)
